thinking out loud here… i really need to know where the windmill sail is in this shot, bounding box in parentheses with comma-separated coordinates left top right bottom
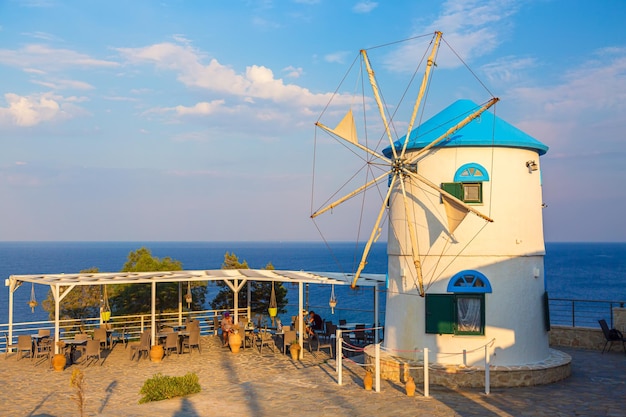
(442, 195, 469, 234)
(316, 109, 358, 144)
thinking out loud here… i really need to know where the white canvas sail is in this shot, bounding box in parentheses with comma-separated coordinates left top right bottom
(442, 195, 469, 234)
(316, 109, 358, 144)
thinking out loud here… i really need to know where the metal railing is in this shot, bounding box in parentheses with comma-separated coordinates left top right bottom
(548, 298, 625, 328)
(0, 308, 244, 352)
(2, 298, 624, 352)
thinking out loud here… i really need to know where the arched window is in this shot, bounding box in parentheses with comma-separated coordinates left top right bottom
(453, 163, 490, 182)
(426, 270, 491, 336)
(447, 270, 492, 293)
(441, 163, 489, 204)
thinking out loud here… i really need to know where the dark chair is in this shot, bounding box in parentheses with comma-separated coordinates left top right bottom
(599, 319, 626, 354)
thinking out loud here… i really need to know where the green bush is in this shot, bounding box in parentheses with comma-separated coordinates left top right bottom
(139, 372, 201, 403)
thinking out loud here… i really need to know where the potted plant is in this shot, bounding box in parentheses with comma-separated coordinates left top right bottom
(289, 340, 301, 361)
(52, 341, 67, 371)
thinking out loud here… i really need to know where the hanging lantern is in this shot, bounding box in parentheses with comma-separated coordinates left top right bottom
(28, 283, 38, 313)
(185, 281, 193, 308)
(329, 284, 337, 314)
(101, 285, 111, 322)
(268, 281, 278, 324)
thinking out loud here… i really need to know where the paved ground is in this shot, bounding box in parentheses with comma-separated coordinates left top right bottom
(1, 336, 625, 417)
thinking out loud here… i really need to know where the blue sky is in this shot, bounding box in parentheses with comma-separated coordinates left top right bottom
(0, 0, 624, 242)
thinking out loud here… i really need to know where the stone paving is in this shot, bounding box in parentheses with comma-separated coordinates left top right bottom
(1, 336, 625, 417)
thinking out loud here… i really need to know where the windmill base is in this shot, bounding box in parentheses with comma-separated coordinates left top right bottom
(364, 346, 571, 388)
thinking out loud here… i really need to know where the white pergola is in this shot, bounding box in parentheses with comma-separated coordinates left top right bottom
(6, 269, 385, 356)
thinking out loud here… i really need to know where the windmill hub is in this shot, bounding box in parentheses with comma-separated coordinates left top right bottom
(391, 158, 417, 176)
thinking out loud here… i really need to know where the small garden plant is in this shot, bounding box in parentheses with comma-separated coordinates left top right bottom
(139, 372, 201, 404)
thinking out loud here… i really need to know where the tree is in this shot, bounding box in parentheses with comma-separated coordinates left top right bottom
(42, 267, 102, 320)
(210, 253, 288, 316)
(110, 247, 206, 315)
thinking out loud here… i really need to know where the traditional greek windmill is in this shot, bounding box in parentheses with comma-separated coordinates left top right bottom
(312, 32, 558, 374)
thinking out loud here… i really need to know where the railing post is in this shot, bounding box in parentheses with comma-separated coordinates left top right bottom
(374, 342, 380, 392)
(423, 347, 429, 397)
(571, 300, 575, 327)
(484, 344, 490, 395)
(337, 329, 343, 385)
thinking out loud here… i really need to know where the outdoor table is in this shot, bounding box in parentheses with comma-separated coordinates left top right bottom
(64, 339, 87, 365)
(31, 334, 51, 356)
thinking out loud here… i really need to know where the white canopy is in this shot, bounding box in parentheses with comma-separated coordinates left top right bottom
(6, 269, 385, 356)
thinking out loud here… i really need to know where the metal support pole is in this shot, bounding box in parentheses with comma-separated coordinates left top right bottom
(374, 284, 379, 343)
(424, 347, 429, 397)
(485, 344, 491, 395)
(298, 282, 304, 359)
(151, 281, 156, 346)
(375, 342, 381, 392)
(337, 328, 343, 385)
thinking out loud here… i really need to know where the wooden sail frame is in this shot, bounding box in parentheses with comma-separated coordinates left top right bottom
(312, 31, 497, 295)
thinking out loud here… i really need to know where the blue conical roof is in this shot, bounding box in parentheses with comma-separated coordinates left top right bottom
(383, 99, 548, 157)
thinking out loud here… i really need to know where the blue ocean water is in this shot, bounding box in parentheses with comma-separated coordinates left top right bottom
(0, 241, 624, 325)
(0, 241, 388, 325)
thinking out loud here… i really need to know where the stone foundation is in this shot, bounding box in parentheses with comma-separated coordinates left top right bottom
(364, 346, 571, 388)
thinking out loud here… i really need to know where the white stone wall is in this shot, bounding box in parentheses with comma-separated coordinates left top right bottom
(385, 146, 549, 366)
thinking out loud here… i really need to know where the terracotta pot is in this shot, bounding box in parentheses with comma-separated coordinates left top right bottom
(290, 343, 301, 361)
(229, 332, 241, 354)
(405, 376, 416, 397)
(52, 353, 66, 372)
(150, 345, 164, 362)
(363, 370, 373, 391)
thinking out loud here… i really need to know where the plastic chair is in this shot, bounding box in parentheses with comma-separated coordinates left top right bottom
(94, 327, 108, 350)
(33, 336, 52, 363)
(16, 335, 32, 361)
(282, 329, 296, 354)
(256, 327, 275, 354)
(129, 331, 151, 360)
(163, 332, 179, 356)
(182, 329, 201, 355)
(84, 339, 102, 365)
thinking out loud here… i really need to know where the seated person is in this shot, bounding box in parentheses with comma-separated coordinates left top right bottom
(221, 312, 234, 346)
(306, 310, 323, 339)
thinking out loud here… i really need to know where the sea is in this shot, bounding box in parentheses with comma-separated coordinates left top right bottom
(0, 241, 624, 326)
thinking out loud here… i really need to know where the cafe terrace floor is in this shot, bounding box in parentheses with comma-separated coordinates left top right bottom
(1, 335, 624, 417)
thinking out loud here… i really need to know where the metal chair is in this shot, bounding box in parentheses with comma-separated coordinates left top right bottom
(111, 327, 129, 349)
(599, 319, 626, 354)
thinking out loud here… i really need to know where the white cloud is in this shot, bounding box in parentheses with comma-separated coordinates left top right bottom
(0, 44, 120, 70)
(353, 1, 378, 14)
(174, 100, 226, 116)
(0, 92, 76, 127)
(117, 41, 345, 108)
(31, 78, 94, 90)
(283, 65, 303, 78)
(384, 0, 519, 72)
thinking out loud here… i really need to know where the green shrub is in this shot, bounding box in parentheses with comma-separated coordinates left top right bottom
(139, 372, 201, 403)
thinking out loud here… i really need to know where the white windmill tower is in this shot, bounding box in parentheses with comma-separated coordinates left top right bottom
(312, 32, 560, 379)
